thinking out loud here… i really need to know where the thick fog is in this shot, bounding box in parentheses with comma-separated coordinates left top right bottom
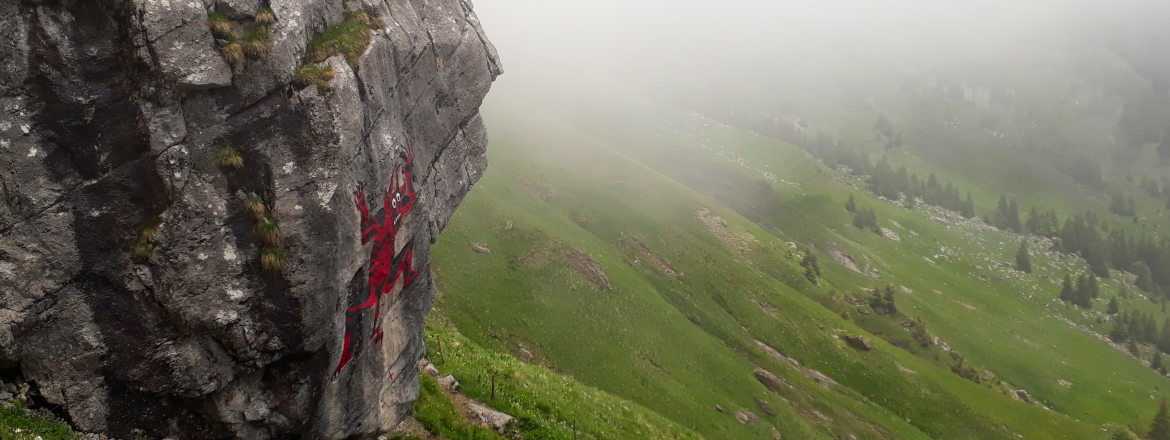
(474, 0, 1170, 96)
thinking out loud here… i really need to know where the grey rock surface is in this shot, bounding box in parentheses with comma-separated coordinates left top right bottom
(466, 400, 513, 433)
(0, 0, 499, 437)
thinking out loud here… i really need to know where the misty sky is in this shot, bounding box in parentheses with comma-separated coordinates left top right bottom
(473, 0, 1169, 92)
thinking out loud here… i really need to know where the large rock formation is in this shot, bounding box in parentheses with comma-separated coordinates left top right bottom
(0, 0, 499, 437)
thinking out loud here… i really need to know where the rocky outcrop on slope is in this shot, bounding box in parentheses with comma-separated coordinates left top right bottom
(0, 0, 499, 437)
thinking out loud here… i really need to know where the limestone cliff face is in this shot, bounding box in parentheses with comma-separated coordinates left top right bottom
(0, 0, 499, 437)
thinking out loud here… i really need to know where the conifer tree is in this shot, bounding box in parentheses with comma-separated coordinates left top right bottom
(1111, 320, 1129, 342)
(801, 253, 821, 285)
(1159, 318, 1170, 353)
(1154, 352, 1164, 371)
(1108, 296, 1120, 315)
(845, 194, 856, 212)
(961, 192, 975, 218)
(1015, 240, 1032, 273)
(1008, 199, 1021, 232)
(1060, 275, 1075, 303)
(1136, 262, 1154, 292)
(1150, 398, 1170, 440)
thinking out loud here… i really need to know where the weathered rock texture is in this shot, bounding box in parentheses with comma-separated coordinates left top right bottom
(0, 0, 499, 437)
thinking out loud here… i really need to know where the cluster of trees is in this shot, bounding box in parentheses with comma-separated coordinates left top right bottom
(845, 195, 880, 233)
(1015, 241, 1032, 273)
(867, 157, 975, 216)
(1058, 273, 1100, 308)
(994, 202, 1170, 299)
(1042, 211, 1170, 296)
(1024, 207, 1060, 237)
(1110, 191, 1137, 217)
(989, 196, 1022, 232)
(1137, 175, 1170, 209)
(869, 285, 898, 315)
(801, 252, 821, 285)
(1108, 309, 1170, 358)
(731, 109, 1170, 302)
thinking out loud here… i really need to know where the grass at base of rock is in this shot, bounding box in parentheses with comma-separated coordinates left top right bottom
(0, 405, 78, 440)
(422, 322, 702, 440)
(414, 374, 507, 440)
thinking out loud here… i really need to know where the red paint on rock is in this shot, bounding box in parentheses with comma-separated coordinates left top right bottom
(333, 150, 420, 379)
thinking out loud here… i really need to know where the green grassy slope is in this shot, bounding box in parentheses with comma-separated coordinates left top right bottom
(565, 92, 1170, 424)
(427, 88, 1145, 438)
(420, 322, 702, 440)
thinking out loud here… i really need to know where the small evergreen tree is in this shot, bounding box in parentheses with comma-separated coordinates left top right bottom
(869, 285, 897, 315)
(961, 192, 975, 218)
(801, 253, 821, 285)
(1136, 262, 1154, 292)
(852, 207, 878, 232)
(1154, 352, 1164, 371)
(1160, 318, 1170, 354)
(1111, 319, 1130, 342)
(845, 194, 856, 212)
(1150, 398, 1170, 440)
(1108, 296, 1120, 315)
(1071, 274, 1093, 308)
(1015, 240, 1032, 273)
(1129, 339, 1142, 356)
(1059, 275, 1075, 303)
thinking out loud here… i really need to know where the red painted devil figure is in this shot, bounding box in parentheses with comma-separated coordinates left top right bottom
(333, 149, 420, 379)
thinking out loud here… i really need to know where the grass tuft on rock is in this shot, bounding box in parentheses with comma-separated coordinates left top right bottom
(293, 64, 335, 92)
(130, 223, 159, 263)
(208, 12, 235, 39)
(254, 8, 276, 26)
(244, 196, 267, 219)
(220, 42, 245, 65)
(260, 247, 287, 273)
(304, 11, 380, 69)
(256, 215, 281, 247)
(216, 145, 244, 169)
(241, 27, 271, 59)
